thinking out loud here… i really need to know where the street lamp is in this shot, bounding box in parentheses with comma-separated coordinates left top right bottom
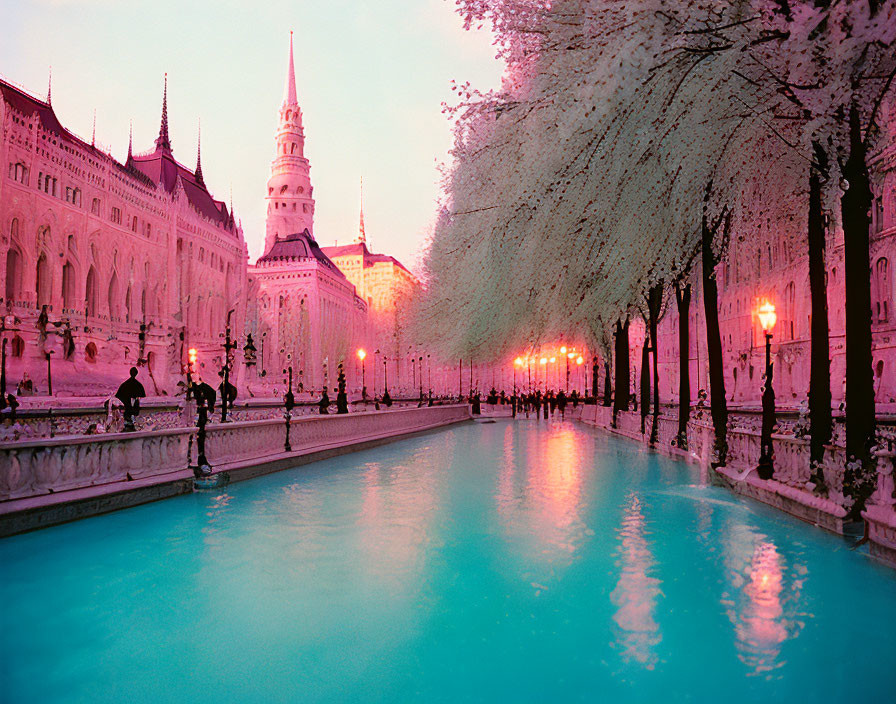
(757, 301, 777, 480)
(220, 310, 236, 423)
(576, 355, 584, 396)
(514, 356, 523, 395)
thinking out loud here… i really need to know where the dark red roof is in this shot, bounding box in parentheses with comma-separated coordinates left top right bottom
(1, 77, 234, 230)
(257, 230, 344, 276)
(129, 148, 231, 226)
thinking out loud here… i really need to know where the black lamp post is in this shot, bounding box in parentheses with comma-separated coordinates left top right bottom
(757, 302, 777, 480)
(220, 310, 236, 423)
(45, 350, 55, 397)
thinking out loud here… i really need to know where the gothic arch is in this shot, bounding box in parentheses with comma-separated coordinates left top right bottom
(35, 251, 51, 309)
(85, 265, 98, 317)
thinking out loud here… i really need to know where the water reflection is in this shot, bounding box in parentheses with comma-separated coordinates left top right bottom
(496, 424, 588, 566)
(722, 524, 804, 676)
(611, 493, 661, 669)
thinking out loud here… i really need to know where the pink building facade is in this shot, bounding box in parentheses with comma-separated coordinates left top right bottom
(630, 126, 896, 413)
(246, 35, 369, 395)
(0, 76, 248, 397)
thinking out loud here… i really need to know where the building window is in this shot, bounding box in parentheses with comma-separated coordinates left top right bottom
(111, 207, 122, 224)
(873, 195, 885, 234)
(91, 198, 101, 215)
(85, 266, 98, 316)
(873, 257, 890, 324)
(783, 281, 796, 340)
(131, 216, 138, 233)
(85, 341, 98, 362)
(36, 253, 50, 309)
(11, 335, 24, 358)
(8, 162, 28, 184)
(5, 248, 21, 303)
(62, 262, 75, 311)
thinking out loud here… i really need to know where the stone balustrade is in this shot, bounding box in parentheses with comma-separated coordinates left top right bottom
(579, 403, 896, 565)
(0, 405, 471, 504)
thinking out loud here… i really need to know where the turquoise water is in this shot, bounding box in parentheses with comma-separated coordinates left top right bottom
(2, 420, 895, 702)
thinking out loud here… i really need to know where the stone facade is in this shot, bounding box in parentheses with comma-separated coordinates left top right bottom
(0, 75, 248, 397)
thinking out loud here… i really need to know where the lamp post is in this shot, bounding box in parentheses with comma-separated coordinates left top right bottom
(757, 301, 777, 480)
(45, 350, 55, 397)
(187, 347, 198, 389)
(220, 310, 236, 423)
(514, 357, 523, 395)
(357, 348, 367, 400)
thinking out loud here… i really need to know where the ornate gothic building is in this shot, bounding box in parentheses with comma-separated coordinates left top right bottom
(0, 74, 248, 396)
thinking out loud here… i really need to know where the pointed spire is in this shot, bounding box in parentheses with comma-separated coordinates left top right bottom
(91, 109, 96, 147)
(47, 66, 52, 106)
(155, 73, 172, 152)
(194, 118, 204, 185)
(284, 31, 298, 106)
(357, 176, 367, 244)
(127, 121, 133, 161)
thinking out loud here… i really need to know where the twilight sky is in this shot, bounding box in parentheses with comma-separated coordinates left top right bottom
(1, 0, 503, 270)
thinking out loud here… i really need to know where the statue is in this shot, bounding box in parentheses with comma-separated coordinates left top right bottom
(318, 387, 330, 414)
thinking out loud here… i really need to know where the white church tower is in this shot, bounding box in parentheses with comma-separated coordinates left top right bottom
(264, 31, 316, 254)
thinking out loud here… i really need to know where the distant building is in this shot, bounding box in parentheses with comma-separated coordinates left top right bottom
(321, 184, 421, 394)
(0, 74, 248, 396)
(246, 34, 368, 394)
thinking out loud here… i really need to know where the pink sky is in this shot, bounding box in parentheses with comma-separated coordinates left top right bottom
(1, 0, 503, 270)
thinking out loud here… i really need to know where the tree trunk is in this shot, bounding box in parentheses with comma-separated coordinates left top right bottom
(648, 284, 662, 445)
(603, 356, 612, 407)
(808, 141, 832, 490)
(640, 334, 650, 434)
(841, 103, 876, 517)
(674, 280, 691, 450)
(613, 318, 630, 425)
(591, 357, 599, 399)
(702, 210, 728, 466)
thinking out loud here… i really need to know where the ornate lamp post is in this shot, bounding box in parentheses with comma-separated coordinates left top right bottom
(357, 348, 367, 400)
(757, 301, 777, 480)
(220, 310, 237, 423)
(186, 347, 198, 400)
(514, 356, 523, 395)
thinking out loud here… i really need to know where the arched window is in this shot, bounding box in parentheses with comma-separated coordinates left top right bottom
(9, 218, 18, 241)
(62, 261, 75, 311)
(11, 335, 24, 357)
(85, 266, 98, 316)
(784, 282, 796, 340)
(125, 284, 132, 322)
(85, 341, 97, 362)
(874, 258, 890, 324)
(36, 253, 50, 309)
(291, 143, 297, 154)
(108, 272, 120, 319)
(5, 248, 21, 303)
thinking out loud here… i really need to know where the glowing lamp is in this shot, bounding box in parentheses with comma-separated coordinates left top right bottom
(540, 357, 547, 365)
(357, 349, 366, 361)
(757, 302, 777, 333)
(576, 356, 583, 365)
(514, 357, 524, 366)
(560, 346, 567, 354)
(188, 348, 198, 364)
(549, 357, 556, 363)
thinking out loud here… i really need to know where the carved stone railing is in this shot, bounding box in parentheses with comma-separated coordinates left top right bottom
(0, 405, 470, 503)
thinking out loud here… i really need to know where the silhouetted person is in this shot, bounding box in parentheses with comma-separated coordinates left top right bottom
(319, 388, 330, 414)
(115, 367, 146, 432)
(382, 390, 392, 407)
(557, 390, 567, 418)
(472, 392, 481, 415)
